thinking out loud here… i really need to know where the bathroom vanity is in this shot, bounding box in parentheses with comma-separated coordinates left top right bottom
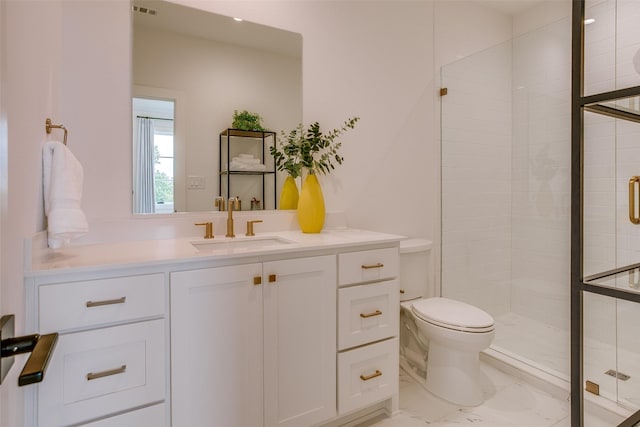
(23, 228, 402, 427)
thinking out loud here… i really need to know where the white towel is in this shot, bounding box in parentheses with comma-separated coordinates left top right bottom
(42, 141, 88, 249)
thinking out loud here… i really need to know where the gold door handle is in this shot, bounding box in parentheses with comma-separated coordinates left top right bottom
(360, 370, 382, 381)
(361, 263, 384, 269)
(253, 276, 262, 286)
(360, 310, 382, 318)
(86, 297, 126, 308)
(630, 177, 640, 224)
(87, 365, 127, 381)
(268, 274, 276, 283)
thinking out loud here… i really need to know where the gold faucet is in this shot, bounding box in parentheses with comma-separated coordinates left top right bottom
(195, 222, 214, 239)
(246, 220, 263, 236)
(226, 197, 240, 237)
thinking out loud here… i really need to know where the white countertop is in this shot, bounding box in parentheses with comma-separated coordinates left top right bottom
(27, 228, 405, 276)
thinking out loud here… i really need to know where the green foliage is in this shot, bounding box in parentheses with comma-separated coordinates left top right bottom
(154, 171, 173, 204)
(232, 110, 266, 131)
(270, 117, 359, 177)
(153, 146, 173, 204)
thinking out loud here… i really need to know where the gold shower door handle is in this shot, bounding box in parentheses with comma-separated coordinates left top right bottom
(630, 176, 640, 224)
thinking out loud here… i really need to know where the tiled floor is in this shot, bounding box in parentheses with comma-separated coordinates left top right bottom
(356, 365, 621, 427)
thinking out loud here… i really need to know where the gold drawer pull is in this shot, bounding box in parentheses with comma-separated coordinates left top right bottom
(360, 370, 382, 381)
(87, 364, 127, 381)
(361, 263, 384, 270)
(630, 176, 640, 224)
(86, 297, 126, 308)
(254, 276, 262, 286)
(360, 310, 382, 318)
(268, 274, 277, 283)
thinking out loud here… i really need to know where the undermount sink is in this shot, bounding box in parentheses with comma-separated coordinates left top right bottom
(191, 236, 295, 252)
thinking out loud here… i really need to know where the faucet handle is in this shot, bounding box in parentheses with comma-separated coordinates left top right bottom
(227, 196, 240, 210)
(246, 220, 263, 237)
(214, 196, 225, 211)
(195, 222, 214, 239)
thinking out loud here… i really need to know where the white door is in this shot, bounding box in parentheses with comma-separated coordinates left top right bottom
(263, 255, 337, 427)
(171, 264, 264, 427)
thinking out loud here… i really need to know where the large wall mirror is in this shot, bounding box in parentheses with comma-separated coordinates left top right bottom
(132, 0, 302, 214)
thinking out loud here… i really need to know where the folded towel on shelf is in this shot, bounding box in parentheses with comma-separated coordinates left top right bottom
(42, 141, 89, 249)
(230, 154, 266, 171)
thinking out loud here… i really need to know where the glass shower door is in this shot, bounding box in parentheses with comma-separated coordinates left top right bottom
(440, 17, 571, 382)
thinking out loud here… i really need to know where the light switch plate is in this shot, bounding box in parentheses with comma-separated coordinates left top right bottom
(187, 176, 205, 189)
(0, 315, 15, 384)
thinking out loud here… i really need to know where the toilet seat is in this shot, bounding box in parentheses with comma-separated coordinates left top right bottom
(411, 297, 494, 333)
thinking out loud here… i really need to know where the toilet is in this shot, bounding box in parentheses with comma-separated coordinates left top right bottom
(399, 238, 495, 407)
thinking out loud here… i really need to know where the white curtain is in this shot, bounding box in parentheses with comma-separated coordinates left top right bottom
(134, 117, 155, 213)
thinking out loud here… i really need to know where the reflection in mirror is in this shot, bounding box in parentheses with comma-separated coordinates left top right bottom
(132, 0, 302, 213)
(132, 97, 175, 214)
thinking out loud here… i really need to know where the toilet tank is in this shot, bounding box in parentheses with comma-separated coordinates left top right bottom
(400, 238, 432, 302)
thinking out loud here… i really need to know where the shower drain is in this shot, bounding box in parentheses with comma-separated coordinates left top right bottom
(605, 369, 631, 381)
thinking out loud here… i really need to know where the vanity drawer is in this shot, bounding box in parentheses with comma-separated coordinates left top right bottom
(38, 273, 165, 333)
(337, 338, 398, 415)
(338, 247, 398, 286)
(338, 280, 399, 350)
(37, 319, 166, 427)
(82, 403, 166, 426)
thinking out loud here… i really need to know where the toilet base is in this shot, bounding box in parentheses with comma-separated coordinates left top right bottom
(425, 340, 484, 406)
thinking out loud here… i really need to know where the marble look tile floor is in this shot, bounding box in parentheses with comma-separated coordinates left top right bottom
(357, 365, 619, 427)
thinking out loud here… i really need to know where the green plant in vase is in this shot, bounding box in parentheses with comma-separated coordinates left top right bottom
(270, 117, 359, 231)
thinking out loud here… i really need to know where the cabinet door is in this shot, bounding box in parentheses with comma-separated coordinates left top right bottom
(263, 255, 337, 427)
(171, 263, 263, 427)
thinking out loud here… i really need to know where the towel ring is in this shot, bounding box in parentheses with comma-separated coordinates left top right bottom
(45, 118, 68, 146)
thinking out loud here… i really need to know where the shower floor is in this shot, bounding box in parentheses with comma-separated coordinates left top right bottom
(493, 311, 640, 411)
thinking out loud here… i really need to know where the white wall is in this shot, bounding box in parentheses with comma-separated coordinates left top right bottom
(3, 2, 65, 425)
(35, 0, 438, 242)
(133, 24, 302, 212)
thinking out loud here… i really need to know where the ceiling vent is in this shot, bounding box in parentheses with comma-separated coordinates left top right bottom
(132, 5, 157, 16)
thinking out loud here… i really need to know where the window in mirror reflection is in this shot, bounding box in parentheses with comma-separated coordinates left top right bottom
(133, 97, 175, 214)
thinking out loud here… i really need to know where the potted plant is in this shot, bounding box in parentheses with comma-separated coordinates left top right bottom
(270, 117, 359, 232)
(232, 110, 266, 131)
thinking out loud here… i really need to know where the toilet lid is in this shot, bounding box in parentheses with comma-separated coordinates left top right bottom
(411, 297, 495, 333)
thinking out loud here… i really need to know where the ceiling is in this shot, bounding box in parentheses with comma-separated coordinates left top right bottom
(132, 0, 302, 58)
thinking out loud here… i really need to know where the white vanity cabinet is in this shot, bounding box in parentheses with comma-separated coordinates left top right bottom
(337, 247, 400, 415)
(170, 254, 337, 427)
(25, 273, 168, 427)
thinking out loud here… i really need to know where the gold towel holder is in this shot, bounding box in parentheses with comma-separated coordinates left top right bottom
(45, 118, 68, 146)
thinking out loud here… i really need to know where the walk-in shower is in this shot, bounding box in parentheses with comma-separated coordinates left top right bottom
(441, 2, 640, 417)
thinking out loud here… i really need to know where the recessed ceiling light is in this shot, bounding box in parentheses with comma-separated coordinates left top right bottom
(233, 17, 243, 22)
(584, 18, 595, 25)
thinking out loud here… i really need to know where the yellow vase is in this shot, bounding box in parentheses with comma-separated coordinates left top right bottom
(279, 176, 299, 210)
(297, 174, 325, 233)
